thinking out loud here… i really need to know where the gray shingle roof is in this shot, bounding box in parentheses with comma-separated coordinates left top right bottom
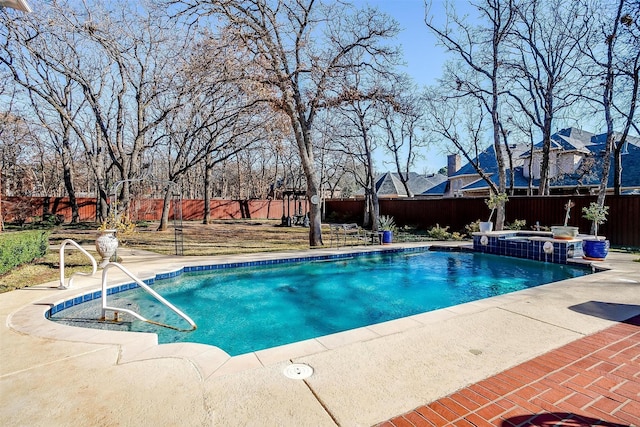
(371, 172, 448, 197)
(453, 129, 640, 193)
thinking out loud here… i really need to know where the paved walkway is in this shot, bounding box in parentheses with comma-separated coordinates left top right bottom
(381, 315, 640, 427)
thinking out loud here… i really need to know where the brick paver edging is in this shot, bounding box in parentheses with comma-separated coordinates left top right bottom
(379, 315, 639, 427)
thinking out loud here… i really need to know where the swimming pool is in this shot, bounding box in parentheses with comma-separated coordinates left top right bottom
(50, 248, 590, 356)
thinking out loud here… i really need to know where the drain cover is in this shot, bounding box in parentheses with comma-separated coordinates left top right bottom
(283, 363, 313, 380)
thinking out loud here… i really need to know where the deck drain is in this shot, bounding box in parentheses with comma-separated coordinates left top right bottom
(283, 363, 313, 380)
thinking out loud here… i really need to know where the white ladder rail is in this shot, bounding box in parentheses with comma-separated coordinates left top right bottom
(100, 262, 196, 332)
(59, 239, 98, 289)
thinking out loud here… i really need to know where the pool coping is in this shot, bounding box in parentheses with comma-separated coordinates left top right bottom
(5, 242, 613, 380)
(8, 243, 461, 377)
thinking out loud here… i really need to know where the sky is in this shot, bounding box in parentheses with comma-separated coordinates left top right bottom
(350, 0, 474, 174)
(360, 0, 452, 88)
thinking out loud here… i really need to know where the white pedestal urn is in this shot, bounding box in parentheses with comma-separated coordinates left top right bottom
(96, 229, 118, 267)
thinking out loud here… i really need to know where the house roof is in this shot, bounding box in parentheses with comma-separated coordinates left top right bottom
(415, 172, 449, 192)
(520, 128, 594, 157)
(452, 143, 529, 178)
(375, 172, 406, 196)
(455, 130, 640, 193)
(361, 172, 448, 197)
(422, 180, 449, 196)
(460, 168, 533, 191)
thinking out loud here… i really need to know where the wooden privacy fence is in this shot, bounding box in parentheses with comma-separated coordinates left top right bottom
(4, 195, 638, 247)
(325, 195, 640, 248)
(2, 197, 308, 223)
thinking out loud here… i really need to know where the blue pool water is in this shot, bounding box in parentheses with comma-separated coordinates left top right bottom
(51, 250, 590, 356)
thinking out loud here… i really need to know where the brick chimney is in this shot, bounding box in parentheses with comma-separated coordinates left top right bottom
(447, 154, 461, 177)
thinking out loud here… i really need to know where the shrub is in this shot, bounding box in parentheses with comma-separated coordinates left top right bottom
(465, 220, 481, 236)
(42, 213, 65, 226)
(582, 202, 609, 238)
(485, 192, 509, 222)
(450, 232, 465, 241)
(427, 224, 451, 240)
(99, 213, 136, 235)
(506, 219, 527, 230)
(0, 230, 51, 275)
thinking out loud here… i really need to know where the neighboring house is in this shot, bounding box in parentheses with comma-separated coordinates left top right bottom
(427, 128, 640, 197)
(356, 172, 448, 198)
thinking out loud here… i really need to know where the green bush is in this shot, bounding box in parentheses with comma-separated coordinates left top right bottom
(506, 219, 527, 230)
(0, 230, 51, 275)
(427, 224, 452, 240)
(465, 220, 481, 236)
(426, 224, 465, 241)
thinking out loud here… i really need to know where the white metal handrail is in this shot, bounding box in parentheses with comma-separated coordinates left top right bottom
(101, 262, 196, 332)
(59, 239, 98, 289)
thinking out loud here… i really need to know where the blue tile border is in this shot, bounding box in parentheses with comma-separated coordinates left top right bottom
(472, 233, 584, 264)
(46, 247, 427, 319)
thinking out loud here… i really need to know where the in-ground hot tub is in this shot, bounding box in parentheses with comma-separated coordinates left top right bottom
(473, 230, 585, 264)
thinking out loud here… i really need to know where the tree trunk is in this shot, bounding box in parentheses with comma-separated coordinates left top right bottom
(289, 106, 323, 246)
(62, 165, 79, 223)
(370, 191, 380, 231)
(613, 145, 622, 196)
(492, 83, 506, 230)
(303, 161, 323, 246)
(97, 187, 109, 224)
(0, 175, 3, 232)
(60, 131, 79, 223)
(538, 110, 553, 196)
(366, 147, 379, 231)
(158, 188, 172, 231)
(203, 160, 212, 225)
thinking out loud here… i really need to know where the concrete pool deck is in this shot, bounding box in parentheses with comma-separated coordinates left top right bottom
(1, 243, 639, 426)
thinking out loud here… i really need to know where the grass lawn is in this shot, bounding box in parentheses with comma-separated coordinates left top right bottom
(3, 220, 422, 292)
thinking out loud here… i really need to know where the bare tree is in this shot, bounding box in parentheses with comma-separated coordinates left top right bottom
(0, 111, 40, 197)
(27, 80, 86, 222)
(1, 1, 188, 223)
(580, 0, 639, 203)
(425, 0, 516, 229)
(507, 0, 590, 196)
(378, 78, 428, 198)
(154, 32, 284, 228)
(315, 113, 354, 210)
(71, 3, 190, 220)
(171, 0, 400, 246)
(330, 77, 384, 229)
(1, 9, 91, 221)
(424, 88, 495, 189)
(156, 84, 268, 230)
